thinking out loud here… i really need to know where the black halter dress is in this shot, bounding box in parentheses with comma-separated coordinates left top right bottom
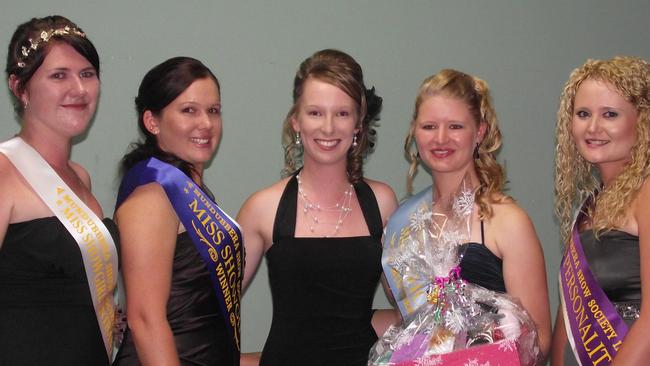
(259, 175, 384, 366)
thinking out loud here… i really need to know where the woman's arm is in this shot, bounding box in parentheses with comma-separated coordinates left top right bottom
(117, 183, 180, 366)
(366, 180, 400, 336)
(240, 352, 261, 366)
(237, 194, 266, 292)
(237, 186, 278, 292)
(550, 306, 568, 365)
(610, 180, 650, 365)
(0, 157, 13, 246)
(493, 202, 552, 362)
(366, 179, 398, 227)
(371, 308, 400, 337)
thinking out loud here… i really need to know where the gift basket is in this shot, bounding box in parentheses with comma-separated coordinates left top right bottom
(370, 181, 540, 366)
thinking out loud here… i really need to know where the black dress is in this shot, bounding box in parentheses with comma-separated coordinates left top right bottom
(0, 217, 118, 366)
(563, 230, 640, 366)
(457, 221, 506, 293)
(259, 176, 383, 366)
(113, 232, 234, 366)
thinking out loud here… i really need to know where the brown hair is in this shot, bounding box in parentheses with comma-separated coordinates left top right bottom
(281, 49, 382, 183)
(6, 15, 99, 116)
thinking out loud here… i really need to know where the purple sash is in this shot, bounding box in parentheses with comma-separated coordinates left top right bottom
(559, 221, 629, 365)
(116, 158, 243, 358)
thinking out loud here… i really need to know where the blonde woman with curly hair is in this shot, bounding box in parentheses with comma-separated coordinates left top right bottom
(551, 56, 650, 366)
(385, 69, 551, 361)
(237, 49, 398, 366)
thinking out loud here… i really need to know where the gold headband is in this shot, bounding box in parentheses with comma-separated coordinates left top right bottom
(17, 26, 86, 68)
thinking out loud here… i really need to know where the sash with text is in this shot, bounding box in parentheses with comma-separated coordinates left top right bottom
(116, 158, 243, 355)
(0, 137, 118, 359)
(559, 218, 629, 365)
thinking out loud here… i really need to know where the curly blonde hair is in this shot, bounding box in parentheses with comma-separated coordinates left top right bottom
(405, 69, 506, 219)
(281, 49, 382, 183)
(555, 56, 650, 243)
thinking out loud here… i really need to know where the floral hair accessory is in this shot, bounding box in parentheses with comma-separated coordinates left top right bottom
(17, 26, 86, 68)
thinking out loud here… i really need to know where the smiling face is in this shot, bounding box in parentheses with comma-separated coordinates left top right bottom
(571, 78, 638, 180)
(145, 77, 222, 172)
(291, 78, 359, 169)
(414, 94, 486, 176)
(17, 42, 99, 139)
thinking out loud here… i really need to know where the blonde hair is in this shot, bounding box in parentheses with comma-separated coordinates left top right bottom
(281, 49, 382, 183)
(555, 56, 650, 243)
(405, 69, 506, 219)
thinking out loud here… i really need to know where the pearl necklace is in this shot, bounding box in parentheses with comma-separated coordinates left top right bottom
(296, 174, 353, 237)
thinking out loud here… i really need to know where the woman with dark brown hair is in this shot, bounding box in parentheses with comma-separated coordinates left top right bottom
(0, 15, 118, 365)
(113, 57, 241, 366)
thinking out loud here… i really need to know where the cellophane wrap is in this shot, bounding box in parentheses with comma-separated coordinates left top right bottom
(371, 181, 540, 365)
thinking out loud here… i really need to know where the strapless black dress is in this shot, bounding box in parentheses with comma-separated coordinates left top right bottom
(458, 221, 506, 293)
(563, 229, 640, 366)
(0, 217, 119, 366)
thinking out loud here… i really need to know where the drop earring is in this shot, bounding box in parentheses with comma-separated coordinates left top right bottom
(352, 134, 358, 147)
(295, 133, 301, 146)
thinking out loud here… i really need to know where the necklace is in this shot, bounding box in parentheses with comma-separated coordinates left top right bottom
(296, 173, 353, 237)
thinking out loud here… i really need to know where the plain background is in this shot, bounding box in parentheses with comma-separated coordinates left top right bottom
(1, 0, 648, 353)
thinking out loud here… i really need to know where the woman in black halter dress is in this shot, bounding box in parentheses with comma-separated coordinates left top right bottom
(237, 49, 398, 366)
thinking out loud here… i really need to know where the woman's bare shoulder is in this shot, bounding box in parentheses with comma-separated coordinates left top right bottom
(237, 177, 292, 224)
(241, 177, 291, 210)
(363, 177, 399, 224)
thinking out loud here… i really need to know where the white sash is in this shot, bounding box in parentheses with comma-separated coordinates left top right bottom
(0, 137, 118, 359)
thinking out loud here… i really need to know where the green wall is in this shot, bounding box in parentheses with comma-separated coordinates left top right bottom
(1, 0, 648, 352)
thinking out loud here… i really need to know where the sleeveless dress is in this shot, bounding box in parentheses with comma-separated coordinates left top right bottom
(0, 217, 118, 366)
(563, 230, 640, 365)
(457, 221, 506, 293)
(113, 232, 234, 366)
(259, 176, 384, 366)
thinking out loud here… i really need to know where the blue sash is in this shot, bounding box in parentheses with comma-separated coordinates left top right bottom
(116, 158, 243, 355)
(383, 186, 433, 318)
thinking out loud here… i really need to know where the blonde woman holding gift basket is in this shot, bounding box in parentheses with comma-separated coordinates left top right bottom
(370, 69, 550, 365)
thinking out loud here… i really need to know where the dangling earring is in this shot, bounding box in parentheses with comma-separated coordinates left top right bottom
(473, 143, 480, 159)
(295, 133, 301, 146)
(23, 100, 29, 111)
(352, 134, 358, 147)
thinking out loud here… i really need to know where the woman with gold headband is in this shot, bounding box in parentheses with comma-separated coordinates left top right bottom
(238, 49, 398, 365)
(0, 15, 118, 365)
(376, 69, 550, 364)
(551, 56, 650, 365)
